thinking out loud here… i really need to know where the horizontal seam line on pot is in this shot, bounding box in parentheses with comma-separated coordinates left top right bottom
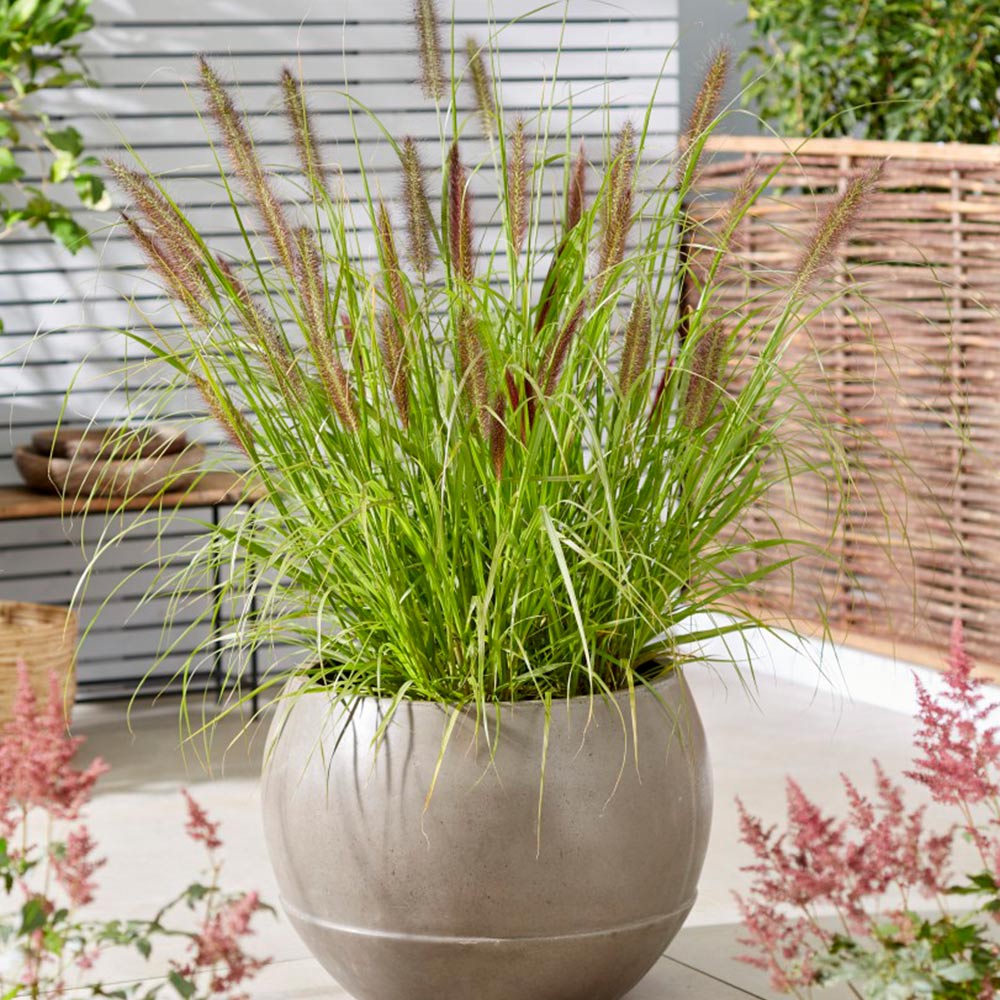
(278, 893, 697, 944)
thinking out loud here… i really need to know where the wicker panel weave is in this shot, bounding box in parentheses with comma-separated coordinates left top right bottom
(689, 136, 1000, 673)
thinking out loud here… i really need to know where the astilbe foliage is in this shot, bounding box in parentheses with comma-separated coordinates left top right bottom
(736, 622, 1000, 999)
(0, 664, 268, 998)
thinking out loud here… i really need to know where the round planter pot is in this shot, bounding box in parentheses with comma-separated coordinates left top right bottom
(261, 669, 712, 1000)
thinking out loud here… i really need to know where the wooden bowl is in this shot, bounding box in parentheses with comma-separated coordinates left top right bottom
(14, 442, 206, 498)
(31, 424, 188, 461)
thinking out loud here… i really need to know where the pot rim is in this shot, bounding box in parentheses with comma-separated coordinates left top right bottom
(277, 660, 687, 716)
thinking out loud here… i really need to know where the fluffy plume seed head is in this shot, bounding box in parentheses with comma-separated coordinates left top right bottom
(792, 161, 883, 297)
(506, 117, 530, 257)
(488, 388, 507, 479)
(413, 0, 445, 101)
(280, 67, 329, 194)
(198, 56, 298, 281)
(378, 309, 410, 428)
(448, 142, 475, 283)
(465, 37, 496, 138)
(681, 45, 731, 156)
(683, 319, 729, 428)
(400, 137, 433, 274)
(107, 159, 209, 299)
(192, 374, 254, 456)
(597, 121, 637, 292)
(456, 309, 490, 433)
(541, 299, 586, 397)
(215, 255, 305, 405)
(566, 140, 587, 233)
(121, 211, 210, 325)
(620, 291, 652, 395)
(293, 227, 358, 431)
(376, 201, 407, 321)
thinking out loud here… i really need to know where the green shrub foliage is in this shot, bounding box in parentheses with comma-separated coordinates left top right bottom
(743, 0, 1000, 143)
(0, 0, 108, 257)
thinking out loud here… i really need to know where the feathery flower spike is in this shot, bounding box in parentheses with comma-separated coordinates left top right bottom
(487, 388, 507, 478)
(680, 46, 730, 169)
(377, 309, 410, 428)
(448, 142, 475, 283)
(400, 137, 433, 273)
(293, 227, 358, 431)
(620, 291, 652, 395)
(413, 0, 445, 101)
(566, 139, 587, 233)
(791, 161, 883, 298)
(107, 160, 210, 302)
(192, 374, 254, 455)
(682, 319, 727, 427)
(507, 117, 529, 257)
(457, 308, 489, 432)
(541, 299, 586, 397)
(120, 212, 209, 325)
(198, 57, 299, 282)
(280, 67, 329, 194)
(215, 256, 305, 404)
(596, 121, 636, 296)
(465, 36, 496, 137)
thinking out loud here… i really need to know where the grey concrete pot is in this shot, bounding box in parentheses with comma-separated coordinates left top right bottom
(261, 668, 712, 1000)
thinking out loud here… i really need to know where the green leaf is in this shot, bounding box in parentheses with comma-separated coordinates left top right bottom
(74, 172, 108, 208)
(168, 970, 196, 998)
(0, 119, 19, 142)
(0, 148, 23, 184)
(10, 0, 41, 26)
(44, 125, 83, 157)
(49, 150, 75, 183)
(19, 896, 47, 934)
(45, 215, 90, 253)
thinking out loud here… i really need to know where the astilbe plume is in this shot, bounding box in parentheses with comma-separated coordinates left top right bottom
(280, 66, 330, 195)
(0, 665, 268, 998)
(506, 117, 530, 256)
(448, 142, 475, 283)
(413, 0, 444, 101)
(907, 618, 1000, 806)
(0, 663, 107, 835)
(198, 57, 299, 282)
(596, 121, 636, 297)
(465, 36, 496, 137)
(736, 622, 1000, 997)
(399, 137, 434, 274)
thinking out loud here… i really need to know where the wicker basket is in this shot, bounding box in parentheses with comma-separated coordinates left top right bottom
(0, 601, 78, 726)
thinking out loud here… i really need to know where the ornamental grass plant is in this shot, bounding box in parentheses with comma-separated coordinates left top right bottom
(92, 3, 881, 732)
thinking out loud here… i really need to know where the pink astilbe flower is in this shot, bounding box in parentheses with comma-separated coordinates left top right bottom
(0, 664, 108, 834)
(907, 618, 1000, 806)
(734, 894, 818, 992)
(182, 790, 223, 851)
(180, 890, 267, 996)
(51, 827, 105, 907)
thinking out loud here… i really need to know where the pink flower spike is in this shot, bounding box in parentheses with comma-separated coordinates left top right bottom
(182, 789, 223, 851)
(0, 665, 108, 832)
(51, 826, 105, 907)
(906, 618, 1000, 806)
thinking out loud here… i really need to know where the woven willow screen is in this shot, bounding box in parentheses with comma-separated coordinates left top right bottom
(690, 136, 1000, 674)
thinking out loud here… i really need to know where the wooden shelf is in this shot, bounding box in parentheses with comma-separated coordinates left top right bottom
(0, 472, 259, 521)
